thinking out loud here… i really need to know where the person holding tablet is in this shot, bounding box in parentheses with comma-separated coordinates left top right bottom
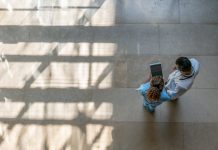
(137, 62, 171, 112)
(137, 76, 171, 112)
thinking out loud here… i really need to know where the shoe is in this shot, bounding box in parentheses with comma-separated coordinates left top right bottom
(171, 98, 178, 101)
(143, 102, 154, 113)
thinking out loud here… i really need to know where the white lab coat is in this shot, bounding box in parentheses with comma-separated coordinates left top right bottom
(165, 58, 200, 99)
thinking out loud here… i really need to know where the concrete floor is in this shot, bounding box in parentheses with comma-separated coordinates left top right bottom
(0, 0, 218, 150)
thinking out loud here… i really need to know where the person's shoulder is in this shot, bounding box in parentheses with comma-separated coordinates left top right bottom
(190, 58, 200, 65)
(138, 82, 150, 93)
(143, 82, 150, 90)
(190, 58, 200, 74)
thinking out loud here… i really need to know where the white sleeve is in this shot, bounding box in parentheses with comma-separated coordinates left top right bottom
(167, 85, 187, 99)
(190, 58, 200, 77)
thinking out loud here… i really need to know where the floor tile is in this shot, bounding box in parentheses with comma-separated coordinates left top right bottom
(184, 123, 218, 150)
(112, 122, 184, 150)
(160, 89, 218, 122)
(180, 0, 218, 23)
(115, 0, 179, 24)
(160, 24, 218, 55)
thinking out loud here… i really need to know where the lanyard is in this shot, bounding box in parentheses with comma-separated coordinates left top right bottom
(179, 68, 195, 80)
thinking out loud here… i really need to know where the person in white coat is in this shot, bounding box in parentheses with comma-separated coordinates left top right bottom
(165, 57, 200, 100)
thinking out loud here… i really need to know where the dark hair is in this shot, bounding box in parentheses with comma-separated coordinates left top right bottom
(146, 87, 160, 101)
(150, 76, 164, 92)
(176, 57, 191, 72)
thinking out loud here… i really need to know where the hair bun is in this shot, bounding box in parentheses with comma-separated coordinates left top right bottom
(146, 87, 160, 101)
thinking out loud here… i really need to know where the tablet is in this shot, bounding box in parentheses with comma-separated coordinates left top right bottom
(150, 62, 163, 77)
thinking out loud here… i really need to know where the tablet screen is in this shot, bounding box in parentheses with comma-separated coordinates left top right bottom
(150, 62, 163, 77)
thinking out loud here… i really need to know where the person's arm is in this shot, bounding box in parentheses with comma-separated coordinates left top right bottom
(166, 85, 187, 100)
(137, 82, 150, 96)
(190, 58, 200, 77)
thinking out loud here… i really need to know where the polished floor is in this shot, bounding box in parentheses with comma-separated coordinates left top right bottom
(0, 0, 218, 150)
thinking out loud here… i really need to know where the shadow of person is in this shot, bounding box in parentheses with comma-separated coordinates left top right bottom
(106, 103, 159, 150)
(167, 100, 180, 122)
(106, 121, 159, 150)
(164, 99, 182, 146)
